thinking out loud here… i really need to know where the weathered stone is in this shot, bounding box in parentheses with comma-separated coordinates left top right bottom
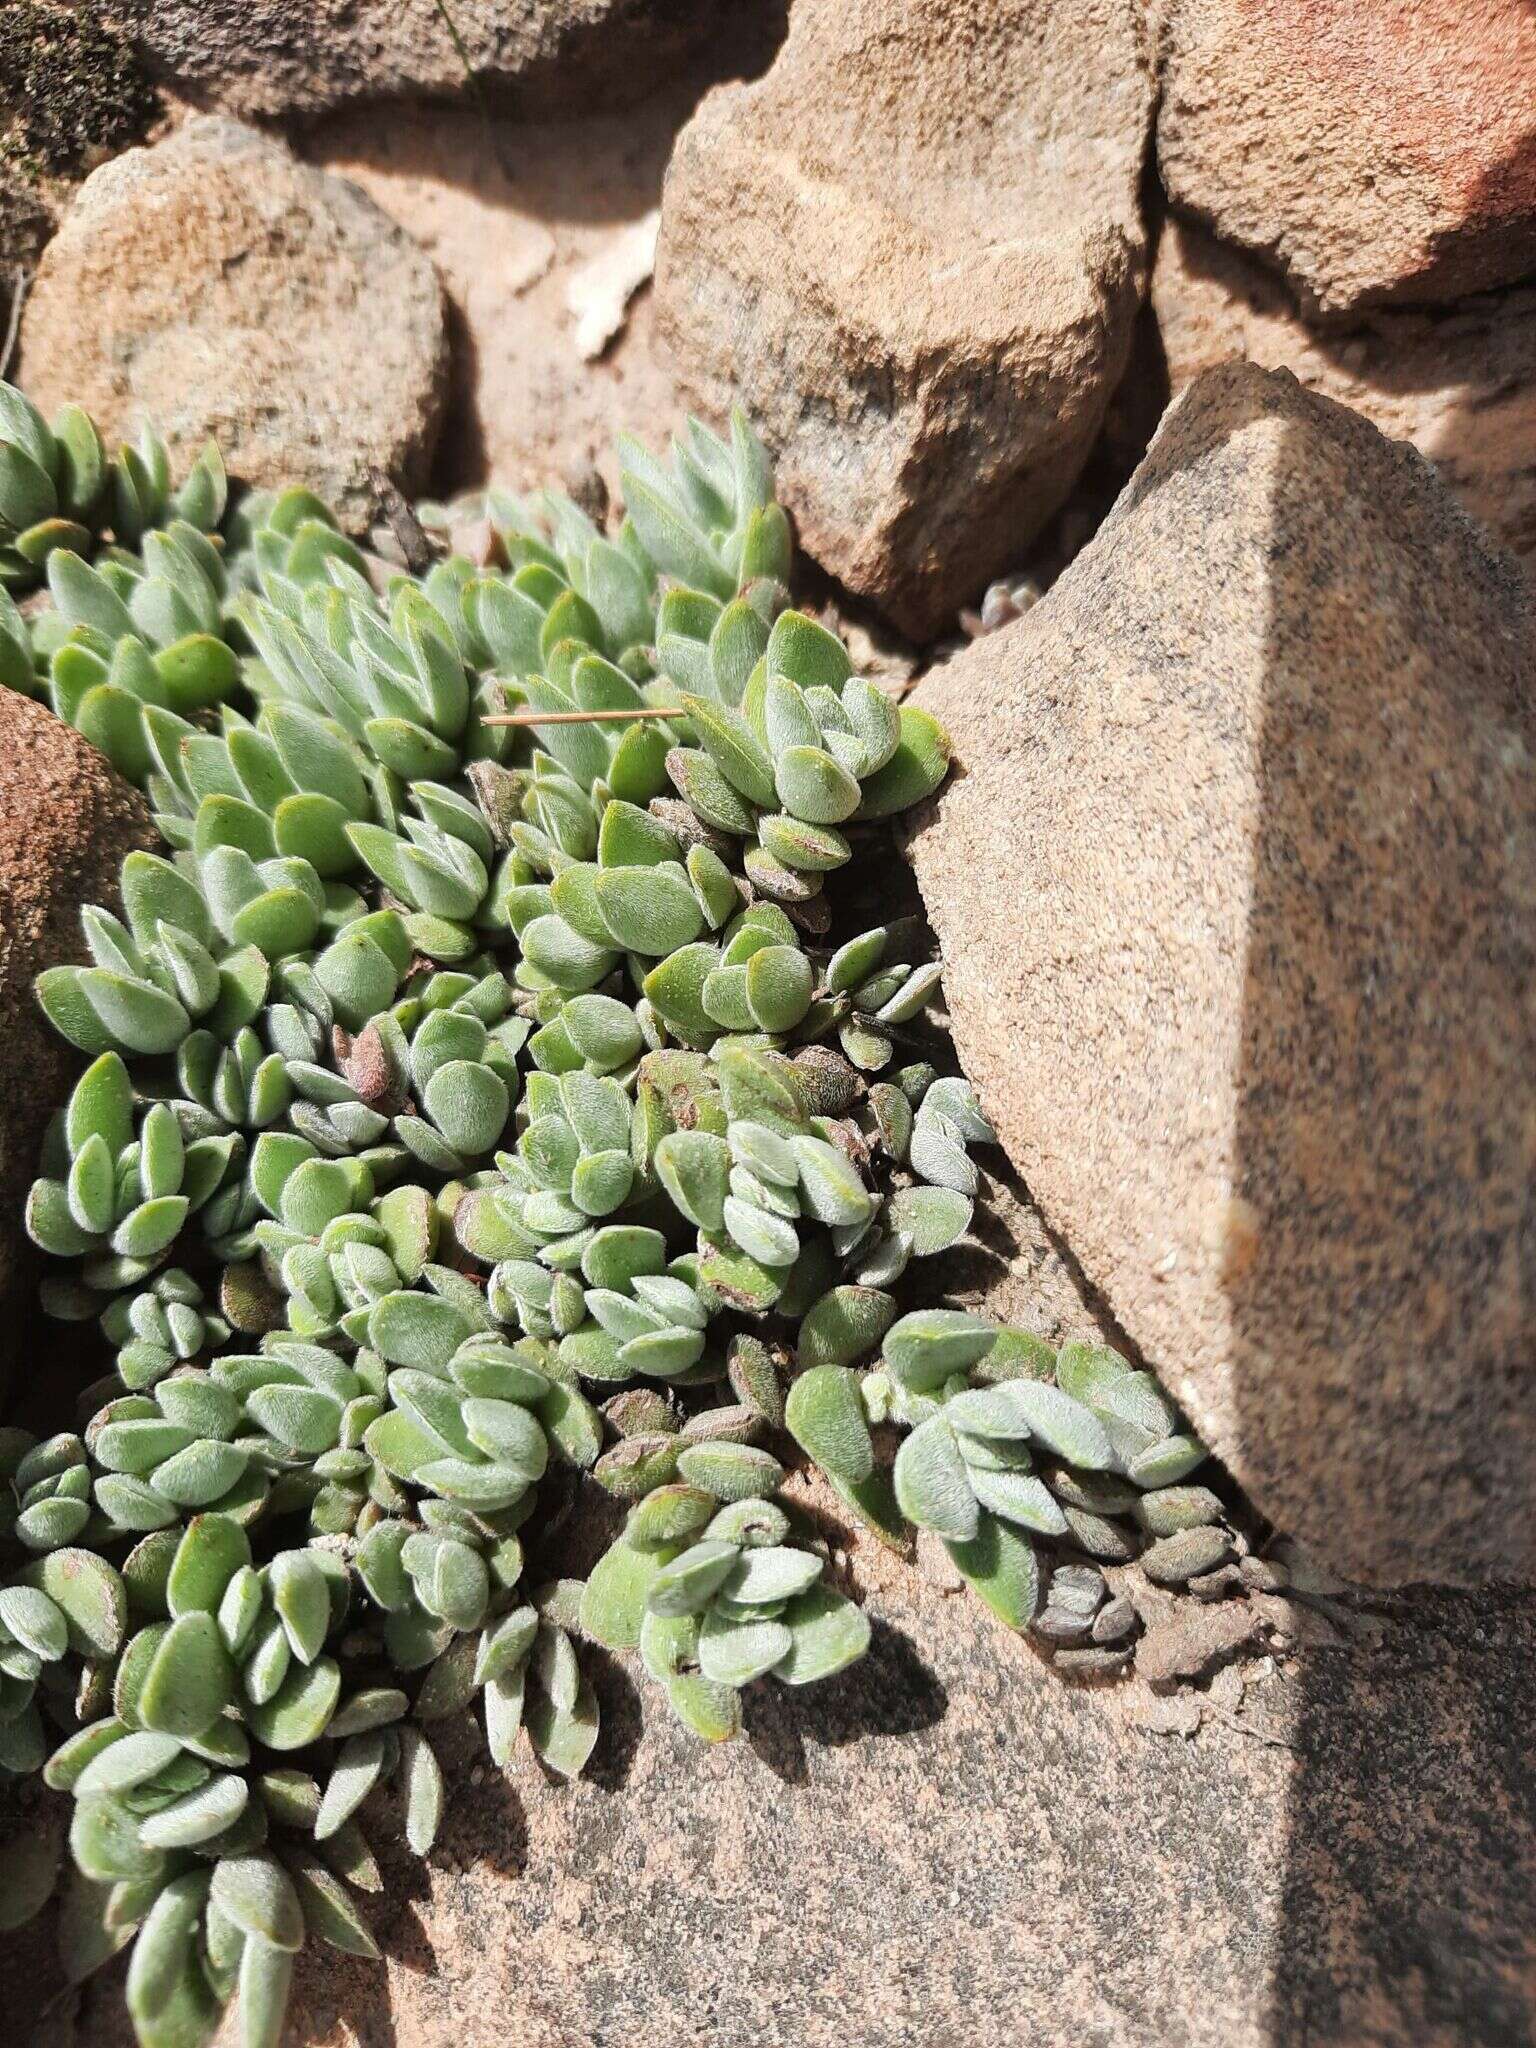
(1155, 0, 1536, 317)
(0, 694, 154, 1393)
(1153, 212, 1536, 562)
(17, 117, 449, 531)
(655, 0, 1153, 639)
(12, 1521, 1532, 2047)
(909, 362, 1536, 1588)
(124, 0, 785, 119)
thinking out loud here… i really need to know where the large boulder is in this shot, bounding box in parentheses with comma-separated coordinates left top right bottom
(1155, 0, 1536, 318)
(0, 694, 154, 1395)
(655, 0, 1153, 640)
(907, 362, 1536, 1589)
(124, 0, 785, 119)
(13, 1522, 1534, 2046)
(1151, 213, 1536, 563)
(17, 117, 449, 532)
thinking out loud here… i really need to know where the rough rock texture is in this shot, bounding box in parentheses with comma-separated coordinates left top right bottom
(12, 1516, 1534, 2047)
(0, 695, 154, 1397)
(300, 83, 702, 507)
(1155, 0, 1536, 318)
(1152, 213, 1536, 563)
(908, 362, 1536, 1589)
(16, 117, 449, 531)
(0, 1, 159, 273)
(655, 0, 1153, 641)
(125, 0, 786, 119)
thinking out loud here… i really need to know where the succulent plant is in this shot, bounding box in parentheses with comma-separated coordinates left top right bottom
(787, 1312, 1219, 1647)
(25, 1055, 245, 1394)
(33, 845, 314, 1062)
(582, 1469, 869, 1741)
(0, 383, 224, 592)
(3, 391, 1219, 2048)
(0, 382, 236, 815)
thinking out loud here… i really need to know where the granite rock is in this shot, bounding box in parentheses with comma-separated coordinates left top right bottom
(1155, 0, 1536, 317)
(124, 0, 785, 119)
(908, 361, 1536, 1588)
(0, 0, 158, 273)
(17, 117, 449, 531)
(10, 1526, 1533, 2046)
(655, 0, 1153, 640)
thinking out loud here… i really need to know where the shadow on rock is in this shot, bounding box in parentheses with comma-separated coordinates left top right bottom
(742, 1618, 948, 1786)
(583, 1650, 647, 1795)
(1235, 365, 1536, 2039)
(1271, 1590, 1536, 2043)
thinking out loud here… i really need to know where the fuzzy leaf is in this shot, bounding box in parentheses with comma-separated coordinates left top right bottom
(210, 1853, 304, 1952)
(893, 1416, 978, 1541)
(784, 1365, 874, 1483)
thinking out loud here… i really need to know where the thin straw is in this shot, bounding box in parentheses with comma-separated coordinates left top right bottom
(481, 706, 687, 727)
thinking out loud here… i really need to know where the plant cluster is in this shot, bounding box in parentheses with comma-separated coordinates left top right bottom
(0, 381, 1222, 2046)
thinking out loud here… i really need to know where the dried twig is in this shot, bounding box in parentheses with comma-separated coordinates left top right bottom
(482, 705, 686, 728)
(0, 268, 30, 382)
(432, 0, 516, 180)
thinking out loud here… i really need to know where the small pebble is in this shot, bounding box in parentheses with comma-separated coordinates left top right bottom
(979, 583, 1021, 634)
(1091, 1595, 1139, 1646)
(1207, 1664, 1245, 1713)
(564, 464, 609, 523)
(367, 523, 408, 568)
(447, 515, 500, 568)
(1142, 1526, 1235, 1586)
(1134, 1693, 1203, 1738)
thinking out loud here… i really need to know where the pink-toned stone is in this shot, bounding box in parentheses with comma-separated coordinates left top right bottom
(1156, 0, 1536, 317)
(17, 117, 449, 531)
(655, 0, 1154, 640)
(0, 694, 153, 1393)
(11, 1524, 1533, 2046)
(128, 0, 782, 119)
